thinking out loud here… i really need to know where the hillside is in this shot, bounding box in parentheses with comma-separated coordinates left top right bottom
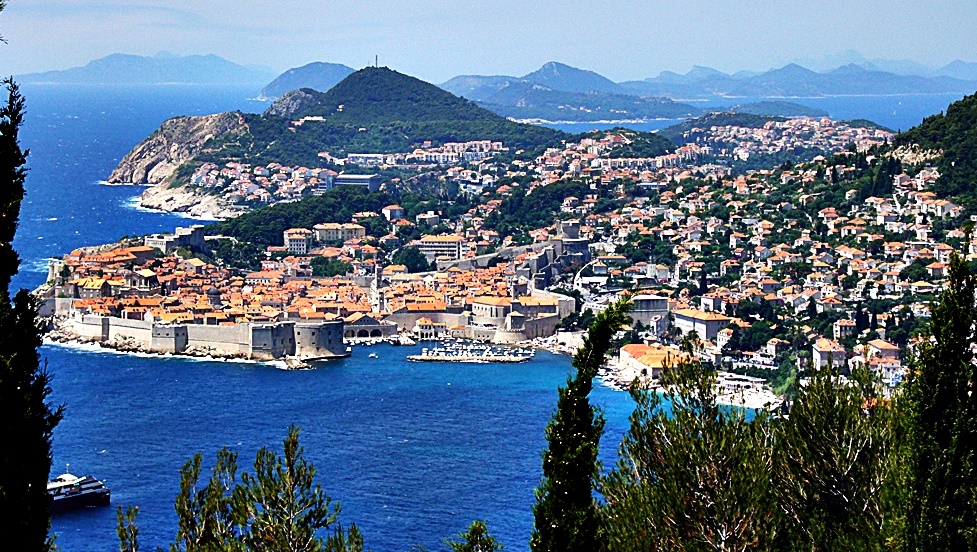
(18, 52, 274, 85)
(479, 82, 701, 121)
(258, 62, 355, 99)
(569, 128, 674, 158)
(658, 112, 785, 145)
(109, 67, 565, 187)
(895, 91, 977, 208)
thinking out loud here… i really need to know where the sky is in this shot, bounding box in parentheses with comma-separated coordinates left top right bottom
(2, 0, 976, 83)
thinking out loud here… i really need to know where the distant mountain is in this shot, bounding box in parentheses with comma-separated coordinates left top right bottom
(439, 75, 518, 102)
(18, 52, 275, 85)
(934, 60, 977, 82)
(258, 62, 356, 100)
(109, 67, 566, 188)
(519, 61, 623, 94)
(441, 62, 698, 122)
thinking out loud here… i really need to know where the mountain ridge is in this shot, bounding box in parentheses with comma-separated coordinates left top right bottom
(18, 52, 275, 85)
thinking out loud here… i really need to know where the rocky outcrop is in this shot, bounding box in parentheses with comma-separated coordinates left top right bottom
(107, 111, 248, 185)
(139, 183, 240, 220)
(263, 88, 319, 118)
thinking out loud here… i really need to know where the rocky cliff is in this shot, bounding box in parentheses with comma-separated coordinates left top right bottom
(107, 111, 248, 185)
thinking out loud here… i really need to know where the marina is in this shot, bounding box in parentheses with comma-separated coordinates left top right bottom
(407, 341, 534, 363)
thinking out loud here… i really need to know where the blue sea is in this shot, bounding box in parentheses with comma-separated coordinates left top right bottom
(14, 84, 961, 550)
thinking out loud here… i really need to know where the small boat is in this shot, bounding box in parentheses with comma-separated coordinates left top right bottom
(48, 473, 110, 513)
(369, 352, 378, 358)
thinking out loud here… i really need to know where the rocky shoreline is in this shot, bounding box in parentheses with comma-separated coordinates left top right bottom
(137, 183, 239, 220)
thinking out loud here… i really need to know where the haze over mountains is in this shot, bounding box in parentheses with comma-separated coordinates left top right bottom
(17, 52, 277, 85)
(18, 52, 977, 123)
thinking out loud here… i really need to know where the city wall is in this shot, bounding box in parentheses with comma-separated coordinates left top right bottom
(69, 314, 346, 360)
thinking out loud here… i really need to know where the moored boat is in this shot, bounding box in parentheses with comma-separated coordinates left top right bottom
(48, 473, 110, 513)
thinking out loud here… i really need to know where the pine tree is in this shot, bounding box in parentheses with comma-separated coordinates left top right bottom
(445, 520, 503, 552)
(0, 75, 64, 550)
(530, 298, 631, 552)
(600, 337, 775, 551)
(902, 252, 977, 550)
(773, 363, 893, 550)
(235, 425, 360, 552)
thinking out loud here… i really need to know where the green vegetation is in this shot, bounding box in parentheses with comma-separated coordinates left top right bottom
(391, 246, 434, 273)
(0, 76, 64, 551)
(895, 91, 977, 209)
(120, 427, 364, 552)
(196, 67, 566, 167)
(483, 180, 592, 235)
(900, 252, 977, 550)
(210, 187, 393, 246)
(531, 298, 631, 552)
(311, 257, 352, 277)
(568, 127, 673, 159)
(445, 520, 503, 552)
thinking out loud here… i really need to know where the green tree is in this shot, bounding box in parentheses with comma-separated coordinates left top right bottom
(530, 298, 631, 552)
(773, 364, 893, 550)
(119, 427, 362, 552)
(445, 520, 503, 552)
(117, 506, 140, 552)
(0, 76, 64, 550)
(901, 252, 977, 550)
(601, 337, 775, 552)
(171, 448, 245, 552)
(391, 246, 434, 273)
(236, 426, 352, 552)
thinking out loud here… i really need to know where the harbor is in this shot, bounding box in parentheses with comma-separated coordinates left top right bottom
(406, 340, 534, 363)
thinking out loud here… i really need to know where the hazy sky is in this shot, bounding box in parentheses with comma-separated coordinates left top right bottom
(2, 0, 976, 83)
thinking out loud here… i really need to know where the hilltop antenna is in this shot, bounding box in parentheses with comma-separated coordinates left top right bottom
(375, 55, 378, 68)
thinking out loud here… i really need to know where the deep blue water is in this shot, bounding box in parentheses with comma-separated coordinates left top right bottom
(13, 84, 963, 550)
(46, 342, 634, 552)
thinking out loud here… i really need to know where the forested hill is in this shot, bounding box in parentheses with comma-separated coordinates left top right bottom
(112, 67, 566, 185)
(242, 67, 564, 160)
(894, 91, 977, 208)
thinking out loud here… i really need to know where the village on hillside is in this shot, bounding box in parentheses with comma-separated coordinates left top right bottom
(37, 115, 956, 402)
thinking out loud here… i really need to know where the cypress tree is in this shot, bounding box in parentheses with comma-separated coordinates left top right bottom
(530, 298, 631, 552)
(902, 251, 977, 550)
(0, 75, 64, 549)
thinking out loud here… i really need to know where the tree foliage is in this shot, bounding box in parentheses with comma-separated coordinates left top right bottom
(445, 520, 503, 552)
(391, 246, 434, 273)
(601, 337, 775, 552)
(0, 77, 64, 551)
(901, 252, 977, 550)
(530, 298, 632, 552)
(123, 426, 362, 552)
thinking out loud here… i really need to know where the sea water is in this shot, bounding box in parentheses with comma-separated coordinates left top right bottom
(15, 84, 960, 550)
(46, 342, 635, 551)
